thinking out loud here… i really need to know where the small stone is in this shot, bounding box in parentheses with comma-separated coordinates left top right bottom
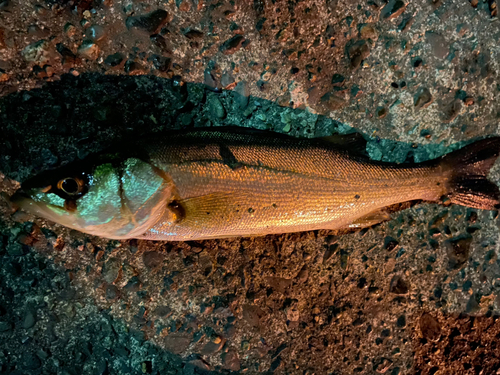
(381, 0, 406, 20)
(27, 24, 50, 38)
(208, 95, 226, 119)
(143, 251, 164, 269)
(126, 9, 169, 34)
(21, 39, 50, 63)
(104, 52, 124, 67)
(103, 258, 120, 283)
(77, 40, 99, 59)
(151, 34, 172, 55)
(87, 25, 105, 41)
(414, 87, 433, 109)
(212, 335, 222, 344)
(201, 340, 224, 355)
(359, 24, 378, 41)
(0, 321, 11, 332)
(445, 236, 471, 270)
(56, 43, 76, 68)
(23, 310, 36, 329)
(346, 40, 370, 69)
(222, 350, 240, 371)
(389, 275, 409, 294)
(377, 107, 387, 118)
(320, 92, 347, 111)
(297, 267, 309, 283)
(220, 35, 245, 55)
(153, 305, 171, 316)
(425, 31, 449, 59)
(150, 54, 171, 72)
(124, 60, 145, 75)
(221, 72, 235, 88)
(163, 333, 192, 354)
(234, 81, 249, 109)
(183, 29, 204, 40)
(441, 99, 462, 123)
(331, 73, 345, 85)
(464, 96, 474, 106)
(243, 304, 265, 328)
(64, 23, 76, 37)
(419, 313, 441, 341)
(105, 284, 119, 300)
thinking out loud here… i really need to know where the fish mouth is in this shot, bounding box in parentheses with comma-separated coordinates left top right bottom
(10, 188, 75, 227)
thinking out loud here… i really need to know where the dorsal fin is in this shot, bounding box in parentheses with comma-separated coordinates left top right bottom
(318, 133, 367, 155)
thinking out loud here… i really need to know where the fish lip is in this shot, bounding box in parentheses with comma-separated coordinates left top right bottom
(10, 189, 31, 209)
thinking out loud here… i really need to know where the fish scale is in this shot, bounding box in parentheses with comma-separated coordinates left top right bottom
(140, 130, 446, 240)
(13, 128, 500, 241)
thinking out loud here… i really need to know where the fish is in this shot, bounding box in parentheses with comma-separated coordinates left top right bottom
(10, 127, 500, 241)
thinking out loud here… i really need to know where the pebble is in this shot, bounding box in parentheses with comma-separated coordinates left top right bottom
(242, 304, 265, 328)
(150, 34, 172, 55)
(414, 87, 433, 109)
(77, 40, 99, 60)
(359, 24, 378, 41)
(104, 52, 124, 67)
(162, 333, 191, 354)
(419, 313, 441, 341)
(320, 92, 347, 111)
(381, 0, 407, 20)
(222, 350, 240, 371)
(105, 284, 119, 300)
(64, 23, 76, 37)
(425, 31, 449, 59)
(23, 310, 36, 329)
(201, 340, 224, 355)
(220, 35, 245, 55)
(87, 25, 105, 41)
(445, 236, 471, 270)
(346, 40, 370, 69)
(126, 9, 169, 34)
(0, 321, 11, 332)
(207, 94, 226, 119)
(142, 251, 164, 269)
(56, 43, 76, 68)
(331, 73, 345, 85)
(21, 39, 50, 63)
(234, 81, 249, 109)
(441, 99, 462, 123)
(183, 29, 203, 40)
(389, 275, 409, 294)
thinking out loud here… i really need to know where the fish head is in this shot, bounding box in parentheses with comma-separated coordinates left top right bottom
(11, 154, 173, 239)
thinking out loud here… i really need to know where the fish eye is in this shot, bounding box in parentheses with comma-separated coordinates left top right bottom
(57, 177, 83, 195)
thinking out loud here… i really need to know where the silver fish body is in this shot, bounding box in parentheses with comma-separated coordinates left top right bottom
(11, 128, 500, 240)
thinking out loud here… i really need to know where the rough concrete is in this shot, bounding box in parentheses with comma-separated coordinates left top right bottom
(1, 0, 500, 374)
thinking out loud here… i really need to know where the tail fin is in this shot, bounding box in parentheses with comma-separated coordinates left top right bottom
(441, 137, 500, 210)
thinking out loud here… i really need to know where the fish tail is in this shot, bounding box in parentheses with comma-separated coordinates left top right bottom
(441, 137, 500, 210)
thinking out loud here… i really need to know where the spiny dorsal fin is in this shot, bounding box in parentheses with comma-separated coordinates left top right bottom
(319, 133, 367, 155)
